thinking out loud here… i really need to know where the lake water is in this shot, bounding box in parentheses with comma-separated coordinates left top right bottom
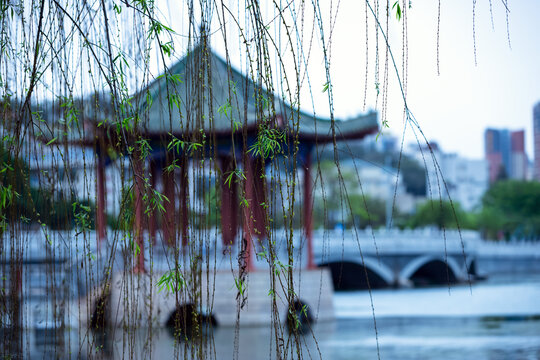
(325, 275, 540, 360)
(26, 274, 540, 359)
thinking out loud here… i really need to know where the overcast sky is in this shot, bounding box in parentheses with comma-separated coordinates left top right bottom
(389, 0, 540, 160)
(163, 1, 540, 160)
(297, 1, 540, 160)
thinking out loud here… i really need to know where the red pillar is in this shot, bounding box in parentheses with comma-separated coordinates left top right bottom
(96, 151, 107, 249)
(220, 156, 239, 246)
(133, 154, 146, 273)
(303, 152, 315, 269)
(8, 262, 22, 357)
(148, 161, 158, 245)
(163, 156, 176, 247)
(242, 156, 255, 271)
(179, 158, 189, 249)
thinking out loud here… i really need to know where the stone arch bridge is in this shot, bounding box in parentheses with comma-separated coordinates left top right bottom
(312, 228, 479, 289)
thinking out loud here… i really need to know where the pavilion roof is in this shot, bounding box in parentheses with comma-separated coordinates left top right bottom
(131, 45, 378, 142)
(34, 45, 378, 147)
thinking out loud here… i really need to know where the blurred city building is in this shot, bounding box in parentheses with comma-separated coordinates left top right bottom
(340, 157, 417, 214)
(485, 128, 528, 182)
(534, 102, 540, 181)
(315, 135, 421, 215)
(410, 142, 488, 212)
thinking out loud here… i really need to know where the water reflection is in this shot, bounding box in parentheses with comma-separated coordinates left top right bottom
(64, 317, 540, 359)
(24, 315, 540, 359)
(24, 275, 540, 359)
(66, 323, 331, 359)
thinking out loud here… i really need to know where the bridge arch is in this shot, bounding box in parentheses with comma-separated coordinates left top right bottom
(466, 257, 476, 276)
(319, 256, 394, 290)
(400, 255, 462, 286)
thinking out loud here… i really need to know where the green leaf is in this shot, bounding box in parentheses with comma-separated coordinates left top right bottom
(392, 1, 402, 21)
(322, 81, 330, 93)
(46, 137, 57, 145)
(167, 73, 183, 84)
(218, 99, 232, 118)
(234, 277, 246, 296)
(160, 41, 174, 57)
(156, 268, 184, 294)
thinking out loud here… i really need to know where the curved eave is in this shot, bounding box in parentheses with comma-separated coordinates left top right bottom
(296, 124, 379, 143)
(51, 45, 379, 147)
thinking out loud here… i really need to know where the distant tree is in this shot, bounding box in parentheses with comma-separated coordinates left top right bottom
(0, 143, 94, 230)
(479, 180, 540, 240)
(313, 161, 399, 229)
(407, 200, 475, 230)
(495, 164, 508, 182)
(347, 194, 387, 229)
(313, 161, 356, 229)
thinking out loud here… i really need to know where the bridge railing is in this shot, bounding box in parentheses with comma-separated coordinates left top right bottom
(8, 228, 540, 275)
(311, 228, 482, 258)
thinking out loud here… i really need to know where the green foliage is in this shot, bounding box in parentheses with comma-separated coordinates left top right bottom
(167, 93, 181, 110)
(233, 276, 246, 297)
(167, 133, 202, 155)
(478, 180, 540, 240)
(348, 194, 388, 228)
(224, 169, 246, 188)
(375, 121, 390, 141)
(72, 201, 94, 232)
(156, 268, 184, 294)
(0, 143, 93, 230)
(248, 126, 285, 160)
(217, 99, 232, 118)
(476, 206, 505, 240)
(322, 81, 330, 93)
(160, 41, 174, 57)
(313, 161, 396, 229)
(218, 99, 242, 131)
(407, 200, 475, 230)
(495, 164, 508, 182)
(60, 96, 79, 126)
(0, 182, 16, 233)
(392, 1, 402, 21)
(144, 189, 169, 216)
(136, 138, 152, 160)
(157, 73, 183, 85)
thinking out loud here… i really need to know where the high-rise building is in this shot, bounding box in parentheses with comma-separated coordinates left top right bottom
(511, 130, 527, 180)
(485, 128, 528, 182)
(534, 102, 540, 181)
(485, 129, 505, 182)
